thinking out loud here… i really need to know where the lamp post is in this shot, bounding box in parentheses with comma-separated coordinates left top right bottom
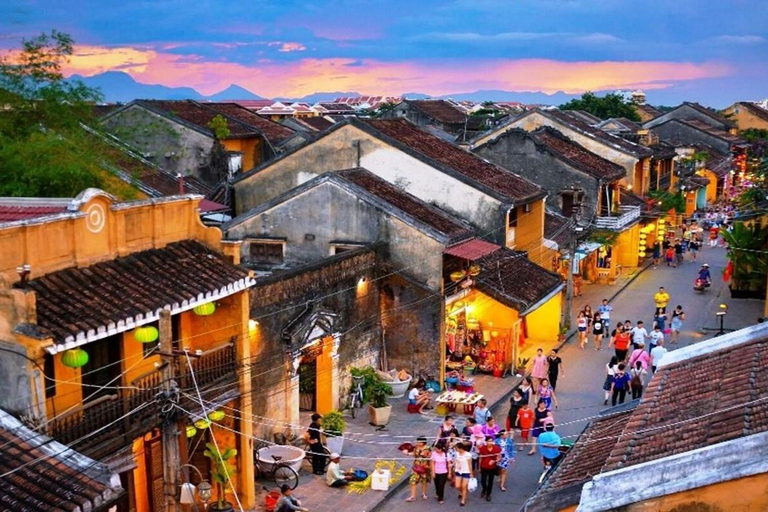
(178, 464, 212, 509)
(700, 304, 735, 337)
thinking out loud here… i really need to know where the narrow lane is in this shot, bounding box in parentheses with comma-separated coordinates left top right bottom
(377, 244, 764, 511)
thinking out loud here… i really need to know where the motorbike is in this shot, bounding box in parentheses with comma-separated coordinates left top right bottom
(694, 277, 711, 292)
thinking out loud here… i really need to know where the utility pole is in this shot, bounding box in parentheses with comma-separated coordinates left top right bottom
(159, 309, 181, 512)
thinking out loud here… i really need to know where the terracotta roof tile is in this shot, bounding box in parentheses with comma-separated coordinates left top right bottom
(364, 119, 546, 203)
(204, 102, 296, 144)
(547, 110, 653, 158)
(0, 203, 70, 223)
(475, 248, 563, 312)
(336, 168, 472, 244)
(635, 104, 663, 119)
(545, 212, 571, 247)
(407, 99, 468, 124)
(679, 118, 746, 144)
(28, 240, 251, 344)
(682, 102, 735, 128)
(531, 127, 625, 181)
(443, 238, 501, 261)
(142, 100, 260, 138)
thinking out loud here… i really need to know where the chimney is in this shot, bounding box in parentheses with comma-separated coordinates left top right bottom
(177, 173, 185, 195)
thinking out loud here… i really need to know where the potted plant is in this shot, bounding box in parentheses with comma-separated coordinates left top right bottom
(203, 442, 237, 512)
(368, 381, 393, 426)
(321, 410, 346, 455)
(515, 357, 530, 377)
(558, 324, 568, 342)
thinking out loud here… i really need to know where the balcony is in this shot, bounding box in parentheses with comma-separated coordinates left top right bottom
(47, 342, 237, 459)
(594, 205, 641, 231)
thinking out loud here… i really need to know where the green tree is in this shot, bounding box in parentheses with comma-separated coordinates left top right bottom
(560, 92, 641, 122)
(0, 31, 128, 198)
(207, 114, 231, 140)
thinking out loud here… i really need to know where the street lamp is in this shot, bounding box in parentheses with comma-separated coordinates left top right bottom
(178, 464, 212, 506)
(716, 304, 728, 336)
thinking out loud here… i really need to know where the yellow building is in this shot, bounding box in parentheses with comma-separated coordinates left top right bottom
(524, 322, 768, 512)
(0, 189, 257, 511)
(723, 102, 768, 132)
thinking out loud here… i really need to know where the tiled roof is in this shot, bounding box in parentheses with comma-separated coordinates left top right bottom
(525, 408, 635, 512)
(92, 104, 119, 118)
(679, 118, 747, 144)
(544, 212, 571, 247)
(230, 99, 274, 110)
(0, 408, 123, 510)
(564, 110, 602, 124)
(257, 102, 295, 115)
(596, 117, 642, 132)
(298, 116, 335, 132)
(336, 168, 472, 244)
(141, 100, 261, 139)
(603, 333, 768, 472)
(547, 110, 654, 158)
(28, 240, 252, 346)
(318, 102, 356, 113)
(530, 127, 625, 181)
(682, 102, 735, 128)
(444, 238, 501, 261)
(735, 102, 768, 124)
(364, 119, 546, 204)
(475, 248, 563, 313)
(204, 102, 296, 145)
(0, 199, 71, 223)
(635, 104, 663, 119)
(407, 99, 468, 124)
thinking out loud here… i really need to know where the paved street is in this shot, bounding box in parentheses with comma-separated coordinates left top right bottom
(377, 243, 764, 512)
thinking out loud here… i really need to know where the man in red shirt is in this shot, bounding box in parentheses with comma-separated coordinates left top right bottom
(478, 435, 502, 502)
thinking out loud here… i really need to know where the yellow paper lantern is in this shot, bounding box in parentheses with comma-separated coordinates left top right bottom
(193, 302, 216, 316)
(658, 219, 666, 225)
(208, 410, 225, 422)
(186, 425, 198, 438)
(134, 326, 159, 343)
(639, 233, 647, 239)
(450, 271, 466, 282)
(194, 419, 211, 430)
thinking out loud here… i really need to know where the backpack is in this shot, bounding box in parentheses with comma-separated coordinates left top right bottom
(630, 371, 643, 390)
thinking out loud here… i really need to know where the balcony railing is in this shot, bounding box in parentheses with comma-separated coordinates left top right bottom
(47, 342, 237, 459)
(594, 205, 641, 231)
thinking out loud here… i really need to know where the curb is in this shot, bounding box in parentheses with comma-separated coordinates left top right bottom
(370, 262, 651, 511)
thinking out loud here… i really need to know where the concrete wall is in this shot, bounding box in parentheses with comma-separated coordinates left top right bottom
(474, 131, 600, 217)
(495, 112, 641, 188)
(234, 124, 508, 244)
(102, 104, 216, 182)
(723, 105, 768, 132)
(227, 181, 445, 288)
(651, 121, 732, 154)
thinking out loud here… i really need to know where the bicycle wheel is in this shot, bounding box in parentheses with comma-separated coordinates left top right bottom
(274, 465, 299, 490)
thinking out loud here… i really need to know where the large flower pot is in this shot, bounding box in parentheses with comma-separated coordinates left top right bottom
(388, 377, 412, 398)
(325, 435, 344, 455)
(256, 444, 305, 473)
(368, 404, 392, 427)
(209, 502, 234, 512)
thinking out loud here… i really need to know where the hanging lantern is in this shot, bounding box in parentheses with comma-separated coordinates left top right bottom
(639, 233, 647, 240)
(450, 271, 466, 282)
(194, 419, 211, 430)
(186, 425, 198, 438)
(658, 219, 666, 225)
(61, 348, 89, 369)
(134, 326, 159, 343)
(193, 302, 216, 316)
(208, 410, 226, 422)
(468, 265, 481, 277)
(491, 330, 499, 338)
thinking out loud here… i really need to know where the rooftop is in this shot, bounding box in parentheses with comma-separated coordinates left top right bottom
(0, 408, 123, 511)
(475, 247, 564, 313)
(139, 100, 261, 139)
(681, 101, 735, 128)
(27, 240, 253, 349)
(336, 168, 472, 244)
(443, 238, 502, 261)
(680, 118, 747, 145)
(203, 102, 296, 145)
(407, 99, 468, 124)
(563, 109, 602, 124)
(547, 109, 654, 158)
(544, 211, 571, 248)
(734, 101, 768, 124)
(635, 103, 663, 119)
(364, 119, 546, 204)
(530, 127, 626, 181)
(0, 198, 72, 223)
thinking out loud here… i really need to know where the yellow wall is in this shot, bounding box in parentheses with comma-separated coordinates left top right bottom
(315, 336, 336, 414)
(684, 190, 697, 216)
(723, 104, 768, 131)
(456, 290, 520, 364)
(621, 472, 768, 512)
(524, 289, 562, 345)
(222, 137, 263, 172)
(615, 223, 641, 269)
(513, 199, 546, 262)
(699, 170, 718, 203)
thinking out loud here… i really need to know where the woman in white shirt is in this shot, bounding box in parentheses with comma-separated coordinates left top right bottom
(602, 356, 619, 406)
(453, 441, 473, 507)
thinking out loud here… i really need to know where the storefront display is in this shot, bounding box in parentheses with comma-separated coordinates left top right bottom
(445, 303, 510, 379)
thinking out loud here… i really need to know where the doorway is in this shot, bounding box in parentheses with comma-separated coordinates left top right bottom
(298, 359, 317, 411)
(81, 334, 122, 402)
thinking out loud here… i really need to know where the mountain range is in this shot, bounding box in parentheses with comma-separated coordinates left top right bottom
(74, 71, 591, 105)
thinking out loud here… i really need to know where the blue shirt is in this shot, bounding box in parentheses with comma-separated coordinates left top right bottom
(538, 431, 561, 460)
(474, 406, 491, 426)
(598, 304, 612, 320)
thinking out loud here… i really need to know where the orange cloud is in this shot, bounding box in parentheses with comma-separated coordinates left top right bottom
(61, 45, 730, 98)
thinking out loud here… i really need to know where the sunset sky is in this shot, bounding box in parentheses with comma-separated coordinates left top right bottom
(2, 0, 767, 105)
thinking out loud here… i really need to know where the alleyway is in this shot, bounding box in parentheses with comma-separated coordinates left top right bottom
(377, 243, 764, 511)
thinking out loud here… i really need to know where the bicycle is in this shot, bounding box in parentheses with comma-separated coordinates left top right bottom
(302, 439, 332, 473)
(346, 375, 365, 418)
(254, 441, 300, 490)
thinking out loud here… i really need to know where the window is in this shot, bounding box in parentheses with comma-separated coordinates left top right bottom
(330, 243, 364, 256)
(507, 209, 518, 245)
(249, 241, 284, 265)
(44, 353, 56, 398)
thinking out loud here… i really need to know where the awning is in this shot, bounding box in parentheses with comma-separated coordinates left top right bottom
(444, 238, 501, 261)
(571, 242, 602, 273)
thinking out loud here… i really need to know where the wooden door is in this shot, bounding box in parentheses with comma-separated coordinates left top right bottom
(144, 430, 164, 512)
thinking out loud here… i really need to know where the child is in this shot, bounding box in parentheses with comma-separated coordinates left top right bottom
(538, 378, 558, 410)
(515, 402, 534, 452)
(665, 246, 675, 267)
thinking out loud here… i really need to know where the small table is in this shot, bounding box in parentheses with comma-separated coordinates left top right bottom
(435, 391, 484, 416)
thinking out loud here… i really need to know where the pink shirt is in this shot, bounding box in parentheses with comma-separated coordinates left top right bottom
(431, 450, 449, 474)
(531, 355, 548, 378)
(628, 349, 651, 370)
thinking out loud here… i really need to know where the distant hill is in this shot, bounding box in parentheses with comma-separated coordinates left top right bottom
(437, 89, 583, 104)
(206, 84, 263, 101)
